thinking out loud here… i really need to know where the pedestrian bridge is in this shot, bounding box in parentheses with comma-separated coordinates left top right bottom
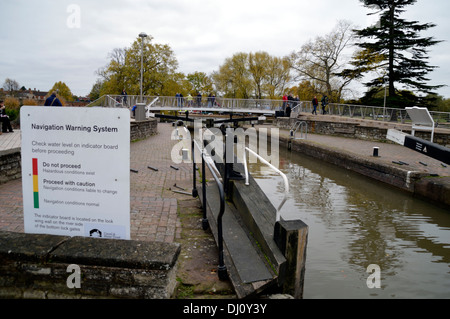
(87, 95, 295, 116)
(87, 95, 450, 127)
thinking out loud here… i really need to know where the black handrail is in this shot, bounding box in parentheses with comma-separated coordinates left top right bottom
(192, 139, 228, 281)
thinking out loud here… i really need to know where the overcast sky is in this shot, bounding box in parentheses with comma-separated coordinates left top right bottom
(1, 0, 449, 99)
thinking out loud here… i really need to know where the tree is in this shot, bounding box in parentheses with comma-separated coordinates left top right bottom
(97, 35, 179, 96)
(291, 20, 355, 102)
(89, 79, 105, 101)
(264, 56, 291, 99)
(186, 72, 214, 95)
(48, 81, 73, 102)
(345, 0, 443, 107)
(248, 52, 271, 99)
(212, 51, 291, 99)
(212, 52, 252, 99)
(289, 80, 321, 101)
(3, 78, 20, 96)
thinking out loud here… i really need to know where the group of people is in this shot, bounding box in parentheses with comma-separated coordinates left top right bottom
(177, 92, 217, 108)
(312, 95, 329, 115)
(282, 93, 329, 117)
(0, 92, 62, 134)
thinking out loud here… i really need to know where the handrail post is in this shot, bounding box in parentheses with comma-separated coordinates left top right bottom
(194, 138, 227, 280)
(201, 151, 208, 231)
(191, 139, 199, 199)
(205, 156, 227, 281)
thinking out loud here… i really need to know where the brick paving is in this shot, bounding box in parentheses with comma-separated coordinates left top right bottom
(0, 118, 448, 240)
(0, 124, 195, 244)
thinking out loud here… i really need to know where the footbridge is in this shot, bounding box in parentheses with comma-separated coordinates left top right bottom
(87, 95, 288, 116)
(87, 95, 450, 127)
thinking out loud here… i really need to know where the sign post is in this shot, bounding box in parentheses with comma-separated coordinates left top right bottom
(21, 106, 131, 240)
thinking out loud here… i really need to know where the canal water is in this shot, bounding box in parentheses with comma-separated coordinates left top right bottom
(248, 147, 450, 299)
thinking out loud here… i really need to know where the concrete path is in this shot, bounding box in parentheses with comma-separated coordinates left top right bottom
(276, 127, 449, 177)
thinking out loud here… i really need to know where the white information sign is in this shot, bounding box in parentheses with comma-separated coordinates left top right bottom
(21, 106, 130, 240)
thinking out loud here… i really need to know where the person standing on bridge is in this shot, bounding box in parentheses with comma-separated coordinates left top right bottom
(321, 95, 328, 115)
(312, 96, 318, 115)
(187, 93, 193, 107)
(196, 92, 202, 107)
(121, 89, 128, 106)
(282, 94, 288, 111)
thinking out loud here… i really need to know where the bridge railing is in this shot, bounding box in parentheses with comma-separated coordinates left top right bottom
(87, 95, 450, 127)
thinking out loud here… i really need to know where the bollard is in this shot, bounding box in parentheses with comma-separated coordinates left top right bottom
(373, 147, 379, 157)
(135, 103, 146, 122)
(274, 219, 308, 299)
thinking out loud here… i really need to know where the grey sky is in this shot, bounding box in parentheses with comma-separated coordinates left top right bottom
(1, 0, 448, 98)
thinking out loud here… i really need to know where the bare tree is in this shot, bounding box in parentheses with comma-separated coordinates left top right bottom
(3, 78, 20, 96)
(291, 20, 355, 101)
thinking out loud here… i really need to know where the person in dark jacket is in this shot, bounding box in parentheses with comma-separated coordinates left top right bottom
(321, 95, 329, 114)
(0, 100, 14, 133)
(44, 92, 63, 106)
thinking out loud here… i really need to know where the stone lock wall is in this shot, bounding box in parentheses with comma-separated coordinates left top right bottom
(0, 231, 180, 299)
(130, 119, 158, 141)
(276, 117, 450, 147)
(0, 149, 21, 185)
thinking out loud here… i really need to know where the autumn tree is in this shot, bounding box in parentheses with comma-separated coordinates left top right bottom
(264, 56, 292, 99)
(212, 52, 252, 99)
(212, 51, 291, 99)
(96, 35, 179, 96)
(48, 81, 73, 103)
(186, 72, 214, 95)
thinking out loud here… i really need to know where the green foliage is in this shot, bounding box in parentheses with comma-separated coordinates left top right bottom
(212, 51, 290, 99)
(346, 0, 444, 106)
(96, 35, 181, 97)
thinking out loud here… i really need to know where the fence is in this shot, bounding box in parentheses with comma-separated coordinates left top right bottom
(87, 95, 450, 128)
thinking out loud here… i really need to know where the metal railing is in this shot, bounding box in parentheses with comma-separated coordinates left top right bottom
(290, 121, 308, 140)
(87, 95, 450, 127)
(242, 147, 290, 223)
(192, 137, 228, 281)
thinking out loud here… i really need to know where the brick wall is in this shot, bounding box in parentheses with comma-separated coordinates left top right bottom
(0, 150, 21, 185)
(130, 119, 158, 141)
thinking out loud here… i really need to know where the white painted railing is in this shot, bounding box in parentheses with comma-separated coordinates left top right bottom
(242, 147, 289, 222)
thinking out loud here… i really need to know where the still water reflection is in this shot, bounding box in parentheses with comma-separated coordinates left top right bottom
(249, 148, 450, 299)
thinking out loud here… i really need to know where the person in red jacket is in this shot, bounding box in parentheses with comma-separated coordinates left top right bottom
(312, 96, 319, 115)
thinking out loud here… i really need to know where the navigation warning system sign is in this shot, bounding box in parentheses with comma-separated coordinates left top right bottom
(21, 106, 131, 239)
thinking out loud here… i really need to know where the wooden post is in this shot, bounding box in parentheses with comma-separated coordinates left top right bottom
(274, 220, 308, 299)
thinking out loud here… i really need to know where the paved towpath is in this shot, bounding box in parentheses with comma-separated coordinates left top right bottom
(275, 126, 450, 177)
